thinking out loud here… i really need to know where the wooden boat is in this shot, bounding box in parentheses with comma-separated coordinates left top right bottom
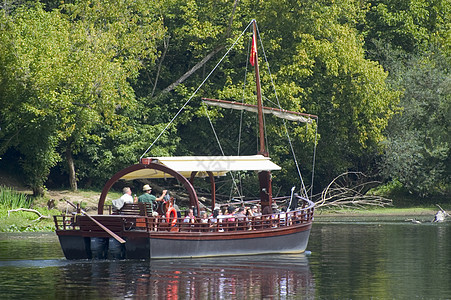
(54, 20, 316, 259)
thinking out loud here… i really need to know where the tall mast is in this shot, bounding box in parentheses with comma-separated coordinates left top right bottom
(252, 20, 267, 157)
(252, 20, 273, 212)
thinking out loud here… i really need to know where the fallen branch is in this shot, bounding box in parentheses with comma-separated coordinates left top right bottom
(8, 208, 51, 222)
(162, 46, 224, 94)
(436, 204, 450, 217)
(433, 204, 450, 222)
(314, 172, 393, 209)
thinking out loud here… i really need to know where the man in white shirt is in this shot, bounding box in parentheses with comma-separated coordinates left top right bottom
(120, 187, 134, 203)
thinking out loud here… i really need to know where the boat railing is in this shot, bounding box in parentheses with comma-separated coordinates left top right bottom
(54, 214, 81, 231)
(54, 196, 314, 234)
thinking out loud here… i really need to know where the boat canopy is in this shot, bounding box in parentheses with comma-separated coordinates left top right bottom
(120, 155, 281, 180)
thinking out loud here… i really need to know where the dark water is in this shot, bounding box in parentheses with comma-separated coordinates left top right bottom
(0, 218, 449, 299)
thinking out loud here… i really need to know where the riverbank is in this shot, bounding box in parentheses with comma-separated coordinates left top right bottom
(0, 182, 449, 232)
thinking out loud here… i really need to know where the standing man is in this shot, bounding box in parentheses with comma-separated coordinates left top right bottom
(138, 184, 167, 216)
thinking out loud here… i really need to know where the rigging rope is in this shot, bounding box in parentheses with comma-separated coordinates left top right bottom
(140, 20, 255, 160)
(140, 19, 319, 200)
(204, 105, 243, 200)
(255, 23, 318, 199)
(233, 33, 253, 199)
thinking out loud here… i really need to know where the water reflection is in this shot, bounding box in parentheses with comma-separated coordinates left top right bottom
(2, 220, 449, 299)
(53, 255, 314, 299)
(308, 221, 451, 299)
(0, 232, 314, 299)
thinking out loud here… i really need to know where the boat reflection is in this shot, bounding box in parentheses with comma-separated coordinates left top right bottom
(59, 254, 315, 299)
(143, 254, 314, 299)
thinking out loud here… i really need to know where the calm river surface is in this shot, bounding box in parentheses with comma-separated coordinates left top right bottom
(0, 217, 449, 299)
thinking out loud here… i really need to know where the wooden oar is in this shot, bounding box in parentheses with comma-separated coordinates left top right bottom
(66, 199, 126, 244)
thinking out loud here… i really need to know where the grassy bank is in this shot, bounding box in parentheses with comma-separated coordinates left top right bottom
(0, 186, 120, 232)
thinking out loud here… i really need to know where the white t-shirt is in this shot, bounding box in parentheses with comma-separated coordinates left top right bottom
(120, 193, 134, 204)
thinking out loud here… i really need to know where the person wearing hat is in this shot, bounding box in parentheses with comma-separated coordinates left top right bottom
(138, 184, 167, 216)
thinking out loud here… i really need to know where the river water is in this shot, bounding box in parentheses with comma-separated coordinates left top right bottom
(0, 217, 449, 299)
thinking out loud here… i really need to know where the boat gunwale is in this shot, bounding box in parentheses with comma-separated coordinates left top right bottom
(54, 197, 314, 241)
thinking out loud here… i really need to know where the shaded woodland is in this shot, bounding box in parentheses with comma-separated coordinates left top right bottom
(0, 0, 449, 200)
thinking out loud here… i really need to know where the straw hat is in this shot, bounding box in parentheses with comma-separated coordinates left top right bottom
(142, 184, 152, 191)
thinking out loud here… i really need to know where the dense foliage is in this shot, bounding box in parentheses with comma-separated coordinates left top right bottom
(363, 0, 450, 197)
(0, 0, 449, 199)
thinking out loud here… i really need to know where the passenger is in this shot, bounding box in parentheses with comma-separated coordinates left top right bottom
(221, 206, 228, 216)
(210, 208, 224, 232)
(120, 187, 134, 204)
(200, 211, 209, 224)
(224, 206, 236, 222)
(234, 206, 247, 222)
(172, 199, 182, 219)
(252, 205, 262, 217)
(271, 203, 280, 228)
(279, 207, 287, 225)
(210, 208, 221, 223)
(272, 203, 280, 217)
(245, 205, 261, 230)
(183, 209, 195, 223)
(138, 184, 167, 217)
(245, 206, 252, 217)
(235, 206, 248, 230)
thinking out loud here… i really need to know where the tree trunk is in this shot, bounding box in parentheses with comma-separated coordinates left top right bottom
(66, 145, 77, 191)
(32, 186, 44, 197)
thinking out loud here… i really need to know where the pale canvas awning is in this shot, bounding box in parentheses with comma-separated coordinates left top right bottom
(120, 155, 281, 180)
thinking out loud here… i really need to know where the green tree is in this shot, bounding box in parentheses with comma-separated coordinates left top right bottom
(363, 0, 450, 197)
(381, 53, 450, 196)
(1, 0, 403, 196)
(0, 2, 165, 194)
(364, 0, 449, 55)
(0, 5, 72, 195)
(140, 0, 400, 192)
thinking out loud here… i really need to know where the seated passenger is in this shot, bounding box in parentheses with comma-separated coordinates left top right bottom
(279, 207, 287, 225)
(200, 211, 209, 224)
(252, 205, 262, 217)
(234, 207, 247, 222)
(223, 206, 236, 222)
(235, 206, 248, 230)
(262, 205, 272, 216)
(172, 199, 182, 219)
(183, 209, 195, 223)
(210, 209, 221, 222)
(120, 187, 134, 204)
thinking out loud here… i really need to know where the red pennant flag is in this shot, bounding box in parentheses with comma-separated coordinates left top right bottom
(250, 34, 257, 66)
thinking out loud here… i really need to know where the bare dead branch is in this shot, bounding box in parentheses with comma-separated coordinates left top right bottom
(162, 46, 224, 94)
(151, 36, 170, 98)
(7, 208, 51, 222)
(226, 0, 240, 38)
(436, 204, 450, 217)
(314, 172, 392, 209)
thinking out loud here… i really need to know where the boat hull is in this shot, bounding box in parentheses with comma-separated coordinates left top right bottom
(149, 226, 312, 259)
(56, 222, 312, 259)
